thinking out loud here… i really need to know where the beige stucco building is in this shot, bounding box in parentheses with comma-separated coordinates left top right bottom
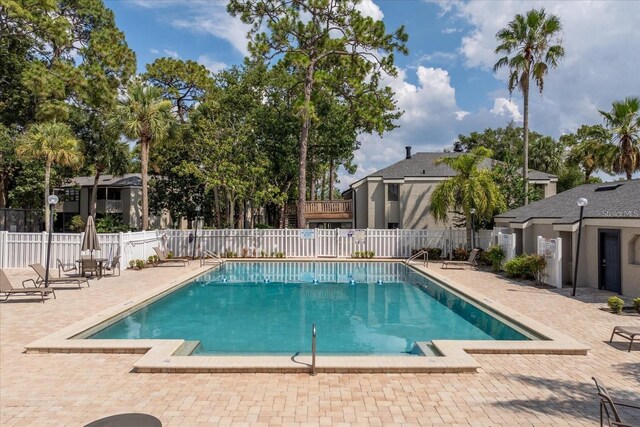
(55, 174, 171, 231)
(495, 179, 640, 297)
(345, 148, 558, 230)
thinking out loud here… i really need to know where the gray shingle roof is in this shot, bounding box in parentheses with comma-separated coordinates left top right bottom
(366, 152, 556, 180)
(495, 179, 640, 224)
(63, 173, 142, 188)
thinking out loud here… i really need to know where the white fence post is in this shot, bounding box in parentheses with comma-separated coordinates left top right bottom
(0, 231, 6, 269)
(40, 231, 47, 265)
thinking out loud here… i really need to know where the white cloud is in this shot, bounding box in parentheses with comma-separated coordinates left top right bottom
(150, 48, 159, 54)
(163, 49, 180, 58)
(435, 0, 640, 138)
(354, 0, 384, 20)
(441, 27, 461, 34)
(418, 51, 457, 66)
(338, 65, 515, 190)
(490, 97, 522, 122)
(130, 0, 251, 56)
(197, 55, 228, 74)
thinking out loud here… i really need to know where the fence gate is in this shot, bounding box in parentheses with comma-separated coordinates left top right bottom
(537, 236, 562, 288)
(316, 229, 336, 257)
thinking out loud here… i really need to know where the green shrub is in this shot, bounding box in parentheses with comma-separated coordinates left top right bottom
(69, 215, 85, 232)
(260, 250, 267, 258)
(504, 254, 547, 283)
(412, 247, 442, 260)
(147, 255, 159, 265)
(95, 214, 131, 233)
(366, 250, 374, 258)
(129, 260, 135, 269)
(485, 245, 505, 272)
(607, 296, 624, 314)
(634, 298, 640, 314)
(452, 247, 468, 261)
(133, 259, 145, 269)
(167, 251, 174, 259)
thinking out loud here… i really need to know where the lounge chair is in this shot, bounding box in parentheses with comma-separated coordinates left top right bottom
(153, 247, 189, 267)
(442, 248, 479, 269)
(593, 377, 640, 426)
(610, 326, 639, 352)
(57, 259, 77, 277)
(103, 255, 121, 277)
(0, 269, 55, 303)
(29, 264, 90, 288)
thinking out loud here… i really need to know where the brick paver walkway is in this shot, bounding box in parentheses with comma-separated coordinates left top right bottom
(1, 264, 638, 426)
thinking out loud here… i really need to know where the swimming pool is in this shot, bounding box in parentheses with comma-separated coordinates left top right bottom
(89, 262, 532, 355)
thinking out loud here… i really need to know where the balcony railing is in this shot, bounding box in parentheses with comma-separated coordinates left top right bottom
(97, 200, 123, 213)
(296, 200, 352, 220)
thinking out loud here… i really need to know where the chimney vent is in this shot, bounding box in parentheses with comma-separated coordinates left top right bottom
(405, 146, 412, 159)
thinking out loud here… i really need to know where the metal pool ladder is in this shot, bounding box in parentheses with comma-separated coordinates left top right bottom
(311, 323, 317, 376)
(200, 250, 224, 267)
(405, 249, 429, 267)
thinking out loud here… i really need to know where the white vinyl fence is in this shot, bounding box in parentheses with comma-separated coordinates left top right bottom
(0, 228, 493, 269)
(0, 230, 161, 270)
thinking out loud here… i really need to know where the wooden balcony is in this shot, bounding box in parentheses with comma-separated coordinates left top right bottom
(303, 200, 352, 220)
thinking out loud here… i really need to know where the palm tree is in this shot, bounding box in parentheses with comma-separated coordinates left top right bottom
(494, 8, 564, 205)
(599, 97, 640, 180)
(430, 148, 506, 249)
(564, 125, 614, 183)
(111, 82, 172, 230)
(16, 121, 82, 231)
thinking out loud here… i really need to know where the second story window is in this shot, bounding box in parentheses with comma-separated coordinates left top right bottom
(63, 188, 79, 202)
(388, 184, 399, 202)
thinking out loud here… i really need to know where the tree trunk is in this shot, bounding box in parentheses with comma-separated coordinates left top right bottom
(279, 203, 287, 229)
(227, 190, 235, 229)
(328, 160, 335, 201)
(297, 64, 315, 228)
(623, 139, 632, 180)
(44, 159, 52, 232)
(320, 169, 326, 200)
(0, 174, 7, 208)
(522, 78, 530, 205)
(90, 170, 101, 218)
(213, 186, 220, 228)
(140, 137, 149, 230)
(309, 167, 316, 201)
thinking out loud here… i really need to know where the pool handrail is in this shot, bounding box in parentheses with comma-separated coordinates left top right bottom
(405, 249, 429, 267)
(200, 250, 224, 267)
(311, 323, 317, 376)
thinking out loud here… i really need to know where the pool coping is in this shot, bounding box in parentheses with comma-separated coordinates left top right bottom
(24, 260, 589, 373)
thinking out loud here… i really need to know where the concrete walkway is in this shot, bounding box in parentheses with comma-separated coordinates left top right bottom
(1, 264, 638, 426)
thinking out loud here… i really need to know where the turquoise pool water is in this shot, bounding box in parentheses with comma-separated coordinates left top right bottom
(90, 262, 531, 354)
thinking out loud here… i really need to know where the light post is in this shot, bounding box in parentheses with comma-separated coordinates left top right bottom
(572, 198, 588, 296)
(470, 208, 476, 250)
(192, 205, 201, 260)
(44, 194, 58, 288)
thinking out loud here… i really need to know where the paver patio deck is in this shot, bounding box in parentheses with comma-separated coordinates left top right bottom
(1, 263, 638, 426)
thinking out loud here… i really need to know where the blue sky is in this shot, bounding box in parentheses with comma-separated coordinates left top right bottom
(105, 0, 640, 187)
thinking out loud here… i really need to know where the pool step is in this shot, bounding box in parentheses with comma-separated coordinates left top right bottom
(173, 341, 200, 356)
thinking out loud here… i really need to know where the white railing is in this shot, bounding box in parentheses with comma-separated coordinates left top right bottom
(97, 200, 123, 213)
(0, 228, 493, 269)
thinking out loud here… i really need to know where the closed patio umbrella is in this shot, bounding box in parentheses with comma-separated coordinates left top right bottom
(82, 215, 101, 257)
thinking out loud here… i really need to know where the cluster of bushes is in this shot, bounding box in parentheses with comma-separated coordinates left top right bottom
(482, 245, 506, 272)
(128, 259, 146, 269)
(257, 251, 285, 258)
(503, 254, 547, 283)
(451, 247, 469, 261)
(352, 251, 374, 259)
(608, 297, 640, 315)
(411, 247, 442, 260)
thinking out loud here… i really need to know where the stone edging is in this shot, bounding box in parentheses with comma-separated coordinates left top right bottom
(24, 261, 589, 373)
